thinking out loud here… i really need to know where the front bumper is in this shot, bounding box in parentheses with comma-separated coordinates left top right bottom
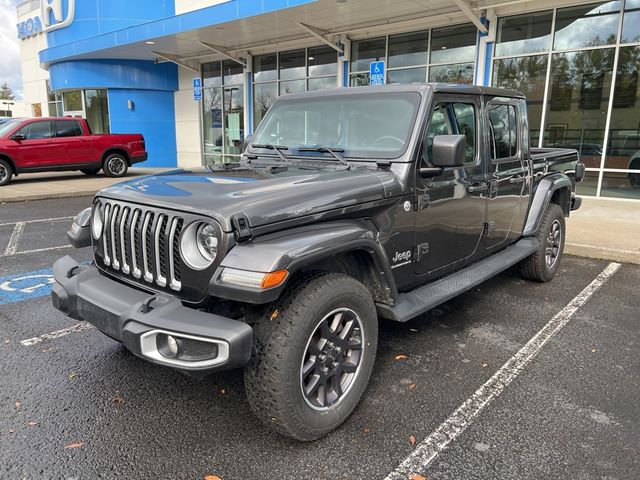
(51, 256, 252, 377)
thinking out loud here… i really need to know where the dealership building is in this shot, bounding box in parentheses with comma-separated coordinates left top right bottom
(15, 0, 640, 199)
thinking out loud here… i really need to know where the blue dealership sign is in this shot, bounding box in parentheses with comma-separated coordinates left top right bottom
(193, 77, 202, 101)
(370, 61, 385, 85)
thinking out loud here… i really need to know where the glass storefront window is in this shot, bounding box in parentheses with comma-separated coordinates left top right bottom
(495, 11, 553, 57)
(203, 61, 221, 87)
(430, 25, 476, 64)
(279, 49, 306, 80)
(429, 63, 474, 83)
(308, 46, 338, 76)
(223, 60, 243, 85)
(351, 37, 386, 72)
(63, 91, 82, 112)
(544, 49, 614, 156)
(388, 31, 428, 68)
(493, 55, 548, 146)
(203, 87, 223, 160)
(280, 79, 305, 95)
(553, 2, 620, 50)
(349, 73, 370, 86)
(605, 46, 640, 170)
(253, 82, 277, 129)
(622, 0, 640, 43)
(84, 89, 110, 134)
(254, 54, 277, 82)
(308, 76, 337, 91)
(388, 67, 426, 84)
(223, 85, 244, 156)
(600, 171, 640, 199)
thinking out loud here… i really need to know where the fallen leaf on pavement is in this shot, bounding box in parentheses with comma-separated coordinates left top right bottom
(362, 427, 371, 434)
(410, 475, 426, 480)
(112, 396, 124, 405)
(15, 400, 21, 409)
(409, 435, 416, 446)
(408, 383, 417, 390)
(27, 421, 38, 427)
(68, 372, 77, 380)
(204, 475, 221, 480)
(395, 354, 408, 360)
(481, 363, 488, 368)
(64, 442, 85, 449)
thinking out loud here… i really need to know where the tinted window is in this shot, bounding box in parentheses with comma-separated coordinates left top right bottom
(488, 104, 518, 159)
(54, 120, 82, 137)
(24, 121, 53, 140)
(424, 102, 477, 165)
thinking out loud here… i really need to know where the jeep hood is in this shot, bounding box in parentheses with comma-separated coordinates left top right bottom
(97, 166, 401, 231)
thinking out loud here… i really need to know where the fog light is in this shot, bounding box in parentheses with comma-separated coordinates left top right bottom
(157, 333, 182, 358)
(167, 335, 179, 356)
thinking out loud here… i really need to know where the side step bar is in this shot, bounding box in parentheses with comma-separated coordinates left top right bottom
(377, 237, 540, 322)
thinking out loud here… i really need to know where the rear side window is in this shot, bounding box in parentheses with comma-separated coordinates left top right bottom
(54, 120, 82, 137)
(488, 104, 518, 159)
(17, 121, 53, 140)
(424, 102, 477, 165)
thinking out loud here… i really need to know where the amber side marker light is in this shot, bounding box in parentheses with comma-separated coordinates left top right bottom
(261, 269, 289, 289)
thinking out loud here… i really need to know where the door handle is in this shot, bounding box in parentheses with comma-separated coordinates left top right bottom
(467, 182, 488, 193)
(509, 176, 526, 185)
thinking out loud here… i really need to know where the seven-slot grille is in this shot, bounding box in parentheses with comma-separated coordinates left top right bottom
(100, 202, 184, 291)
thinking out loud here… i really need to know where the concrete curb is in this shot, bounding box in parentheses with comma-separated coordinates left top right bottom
(566, 243, 640, 265)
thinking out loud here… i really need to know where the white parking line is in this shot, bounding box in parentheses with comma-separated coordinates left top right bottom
(20, 322, 94, 347)
(0, 216, 74, 228)
(3, 222, 25, 256)
(9, 245, 71, 255)
(385, 262, 622, 480)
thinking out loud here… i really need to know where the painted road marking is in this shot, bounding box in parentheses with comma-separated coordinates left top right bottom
(20, 322, 94, 347)
(385, 262, 622, 480)
(0, 268, 55, 305)
(7, 245, 70, 256)
(3, 222, 25, 256)
(0, 216, 73, 228)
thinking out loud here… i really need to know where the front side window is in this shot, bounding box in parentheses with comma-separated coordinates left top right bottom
(423, 102, 477, 165)
(18, 121, 53, 140)
(488, 104, 518, 159)
(250, 93, 421, 159)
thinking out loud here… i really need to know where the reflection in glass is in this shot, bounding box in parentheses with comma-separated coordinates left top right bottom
(493, 55, 548, 146)
(430, 25, 476, 64)
(351, 37, 386, 72)
(544, 49, 614, 155)
(253, 83, 277, 128)
(280, 79, 305, 95)
(388, 31, 428, 68)
(222, 60, 243, 85)
(253, 54, 277, 82)
(202, 62, 221, 88)
(279, 49, 306, 80)
(428, 63, 474, 83)
(622, 0, 640, 43)
(495, 11, 553, 57)
(63, 91, 82, 112)
(575, 170, 599, 196)
(84, 89, 110, 134)
(600, 171, 640, 198)
(350, 73, 370, 86)
(223, 86, 244, 156)
(387, 67, 426, 84)
(308, 46, 338, 76)
(605, 46, 640, 170)
(203, 87, 224, 162)
(553, 3, 620, 50)
(308, 76, 337, 91)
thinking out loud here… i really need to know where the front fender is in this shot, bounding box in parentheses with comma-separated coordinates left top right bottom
(209, 220, 396, 304)
(523, 173, 572, 236)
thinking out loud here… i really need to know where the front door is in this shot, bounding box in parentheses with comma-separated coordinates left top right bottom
(484, 99, 530, 250)
(9, 120, 56, 168)
(413, 97, 486, 278)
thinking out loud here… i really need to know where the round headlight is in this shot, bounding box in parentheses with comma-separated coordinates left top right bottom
(91, 204, 103, 240)
(180, 221, 221, 270)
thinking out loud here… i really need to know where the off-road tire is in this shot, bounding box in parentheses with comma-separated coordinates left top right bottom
(0, 159, 12, 186)
(244, 273, 378, 441)
(103, 153, 129, 178)
(80, 168, 100, 176)
(629, 172, 640, 188)
(519, 203, 565, 282)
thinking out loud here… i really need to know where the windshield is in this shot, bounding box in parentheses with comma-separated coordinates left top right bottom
(0, 119, 23, 137)
(250, 92, 421, 159)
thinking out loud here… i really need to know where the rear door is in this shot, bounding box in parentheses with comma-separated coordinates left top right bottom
(53, 119, 93, 165)
(413, 95, 486, 278)
(484, 98, 530, 250)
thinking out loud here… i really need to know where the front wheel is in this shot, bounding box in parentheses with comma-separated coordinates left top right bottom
(519, 203, 566, 282)
(244, 273, 378, 441)
(630, 172, 640, 188)
(0, 159, 12, 186)
(103, 153, 129, 178)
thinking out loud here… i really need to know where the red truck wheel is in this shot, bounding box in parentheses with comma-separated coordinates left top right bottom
(0, 159, 13, 186)
(103, 153, 129, 178)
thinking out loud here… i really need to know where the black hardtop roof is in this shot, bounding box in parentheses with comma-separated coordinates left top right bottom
(278, 82, 525, 100)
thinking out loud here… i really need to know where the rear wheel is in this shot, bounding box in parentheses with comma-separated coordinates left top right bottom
(80, 168, 100, 176)
(103, 153, 129, 178)
(519, 203, 565, 282)
(244, 273, 378, 441)
(630, 172, 640, 187)
(0, 159, 13, 186)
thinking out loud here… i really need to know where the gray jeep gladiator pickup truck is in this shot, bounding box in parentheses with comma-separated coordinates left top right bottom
(52, 84, 584, 441)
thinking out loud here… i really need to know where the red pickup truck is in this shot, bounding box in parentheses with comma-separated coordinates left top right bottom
(0, 117, 147, 186)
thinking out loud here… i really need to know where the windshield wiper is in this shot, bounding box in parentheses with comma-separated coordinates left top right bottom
(251, 144, 290, 162)
(298, 147, 350, 169)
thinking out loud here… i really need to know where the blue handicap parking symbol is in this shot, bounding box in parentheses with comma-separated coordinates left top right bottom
(193, 77, 202, 101)
(370, 61, 385, 86)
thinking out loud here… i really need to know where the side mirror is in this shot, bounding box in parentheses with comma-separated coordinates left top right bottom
(10, 133, 25, 141)
(431, 134, 466, 168)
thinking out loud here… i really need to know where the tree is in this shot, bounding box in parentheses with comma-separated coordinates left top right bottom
(0, 83, 15, 100)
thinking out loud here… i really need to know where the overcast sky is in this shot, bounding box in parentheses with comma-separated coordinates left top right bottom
(1, 0, 23, 99)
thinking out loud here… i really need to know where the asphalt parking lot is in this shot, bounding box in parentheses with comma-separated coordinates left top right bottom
(1, 197, 639, 479)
